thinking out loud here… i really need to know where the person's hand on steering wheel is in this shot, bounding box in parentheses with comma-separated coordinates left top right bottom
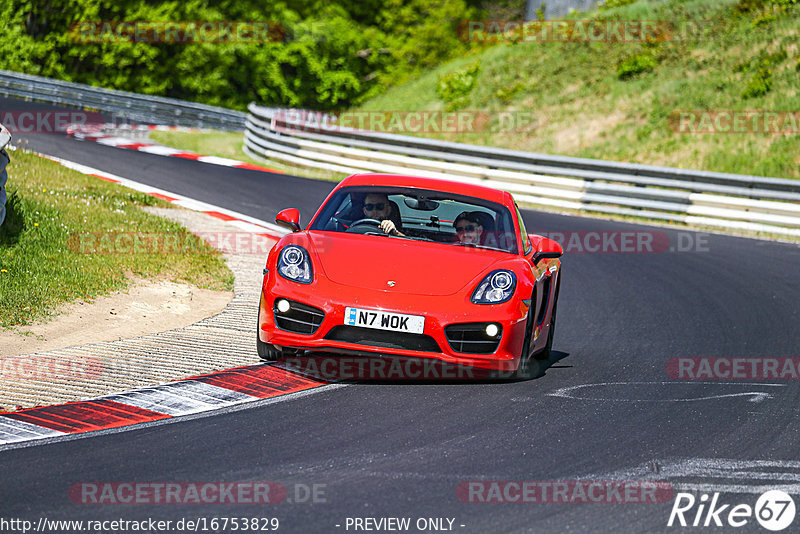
(380, 219, 403, 236)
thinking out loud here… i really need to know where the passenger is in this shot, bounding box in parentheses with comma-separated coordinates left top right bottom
(453, 211, 484, 245)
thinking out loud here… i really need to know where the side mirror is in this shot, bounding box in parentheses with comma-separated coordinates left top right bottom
(531, 236, 563, 265)
(276, 208, 301, 232)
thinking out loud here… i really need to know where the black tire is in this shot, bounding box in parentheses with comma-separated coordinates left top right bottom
(514, 275, 561, 378)
(256, 295, 282, 361)
(513, 302, 537, 380)
(257, 338, 282, 361)
(534, 276, 560, 361)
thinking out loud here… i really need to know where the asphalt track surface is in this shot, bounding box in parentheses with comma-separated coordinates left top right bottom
(2, 98, 800, 533)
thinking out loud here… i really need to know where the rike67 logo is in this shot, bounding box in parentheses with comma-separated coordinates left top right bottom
(668, 490, 796, 531)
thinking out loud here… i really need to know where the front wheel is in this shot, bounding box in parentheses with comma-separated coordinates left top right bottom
(257, 337, 282, 361)
(513, 304, 537, 380)
(256, 296, 293, 361)
(256, 332, 300, 361)
(534, 277, 560, 361)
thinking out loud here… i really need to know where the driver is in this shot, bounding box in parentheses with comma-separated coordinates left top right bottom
(362, 193, 405, 236)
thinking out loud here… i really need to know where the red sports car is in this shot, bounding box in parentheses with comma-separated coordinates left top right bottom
(257, 174, 563, 379)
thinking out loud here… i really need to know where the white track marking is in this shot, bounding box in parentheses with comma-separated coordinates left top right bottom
(95, 137, 141, 147)
(582, 458, 800, 494)
(547, 381, 786, 402)
(68, 130, 281, 175)
(37, 152, 288, 236)
(197, 155, 245, 166)
(0, 383, 347, 452)
(136, 145, 184, 156)
(0, 417, 66, 444)
(105, 381, 258, 416)
(228, 219, 275, 233)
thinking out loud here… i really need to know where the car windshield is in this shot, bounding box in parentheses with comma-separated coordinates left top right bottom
(309, 186, 519, 254)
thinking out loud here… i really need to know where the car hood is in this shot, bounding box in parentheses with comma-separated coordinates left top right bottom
(308, 232, 508, 296)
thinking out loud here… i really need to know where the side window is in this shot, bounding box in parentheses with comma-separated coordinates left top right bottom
(327, 195, 354, 231)
(516, 204, 531, 255)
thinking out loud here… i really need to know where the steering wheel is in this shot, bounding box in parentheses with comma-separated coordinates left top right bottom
(346, 218, 383, 234)
(350, 218, 381, 227)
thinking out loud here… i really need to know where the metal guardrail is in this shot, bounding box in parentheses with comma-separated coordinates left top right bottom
(0, 70, 246, 130)
(245, 104, 800, 236)
(0, 124, 10, 226)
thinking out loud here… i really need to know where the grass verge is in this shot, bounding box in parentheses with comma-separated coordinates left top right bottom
(0, 149, 234, 328)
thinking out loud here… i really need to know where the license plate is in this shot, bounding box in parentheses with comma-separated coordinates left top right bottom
(344, 307, 425, 334)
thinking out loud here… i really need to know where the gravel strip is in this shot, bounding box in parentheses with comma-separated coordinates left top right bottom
(0, 207, 273, 411)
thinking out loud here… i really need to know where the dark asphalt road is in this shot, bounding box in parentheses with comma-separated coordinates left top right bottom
(2, 99, 799, 533)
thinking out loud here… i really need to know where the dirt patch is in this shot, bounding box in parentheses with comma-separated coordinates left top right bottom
(550, 110, 628, 153)
(0, 278, 232, 357)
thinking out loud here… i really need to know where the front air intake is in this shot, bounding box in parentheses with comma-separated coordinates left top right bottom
(444, 323, 502, 354)
(273, 299, 325, 334)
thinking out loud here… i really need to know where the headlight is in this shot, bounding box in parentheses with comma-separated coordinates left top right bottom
(277, 245, 313, 284)
(471, 270, 516, 304)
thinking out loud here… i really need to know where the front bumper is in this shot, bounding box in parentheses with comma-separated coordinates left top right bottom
(258, 273, 529, 372)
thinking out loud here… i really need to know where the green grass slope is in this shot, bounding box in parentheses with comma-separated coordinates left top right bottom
(357, 0, 800, 179)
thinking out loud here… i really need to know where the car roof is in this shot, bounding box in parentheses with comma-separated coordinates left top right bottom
(337, 174, 514, 207)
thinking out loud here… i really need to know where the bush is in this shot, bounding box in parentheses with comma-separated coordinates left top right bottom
(495, 82, 524, 103)
(617, 52, 658, 79)
(0, 0, 476, 111)
(600, 0, 639, 10)
(736, 0, 799, 13)
(436, 62, 481, 111)
(741, 66, 772, 98)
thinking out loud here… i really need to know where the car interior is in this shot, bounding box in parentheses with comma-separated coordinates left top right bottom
(315, 188, 517, 252)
